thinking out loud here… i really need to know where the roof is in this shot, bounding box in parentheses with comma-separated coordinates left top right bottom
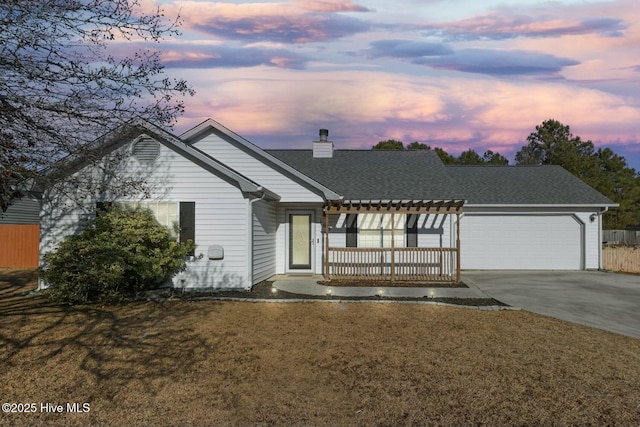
(267, 149, 462, 200)
(39, 118, 280, 201)
(267, 149, 616, 206)
(447, 165, 616, 206)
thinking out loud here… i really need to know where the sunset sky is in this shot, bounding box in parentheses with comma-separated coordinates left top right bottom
(143, 0, 639, 169)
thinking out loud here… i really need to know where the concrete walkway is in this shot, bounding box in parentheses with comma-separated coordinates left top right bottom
(272, 275, 489, 299)
(464, 270, 640, 339)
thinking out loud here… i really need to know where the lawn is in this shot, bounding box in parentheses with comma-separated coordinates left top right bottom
(1, 269, 640, 427)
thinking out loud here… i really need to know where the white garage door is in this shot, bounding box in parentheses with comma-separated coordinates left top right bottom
(461, 215, 583, 270)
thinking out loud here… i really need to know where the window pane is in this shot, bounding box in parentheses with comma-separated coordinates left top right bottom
(382, 230, 405, 248)
(358, 230, 381, 248)
(356, 213, 406, 248)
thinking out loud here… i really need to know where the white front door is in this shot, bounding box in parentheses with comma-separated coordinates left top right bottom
(287, 211, 314, 271)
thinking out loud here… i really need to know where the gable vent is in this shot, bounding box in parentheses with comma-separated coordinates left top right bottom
(133, 137, 160, 162)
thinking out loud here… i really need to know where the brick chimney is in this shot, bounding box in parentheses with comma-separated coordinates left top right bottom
(312, 129, 333, 158)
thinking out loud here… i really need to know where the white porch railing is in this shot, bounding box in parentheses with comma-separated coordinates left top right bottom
(327, 247, 459, 283)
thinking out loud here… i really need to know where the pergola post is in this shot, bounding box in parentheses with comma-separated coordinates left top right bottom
(456, 212, 461, 283)
(390, 212, 395, 283)
(324, 209, 330, 279)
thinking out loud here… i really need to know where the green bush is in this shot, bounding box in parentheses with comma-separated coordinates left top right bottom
(41, 205, 196, 304)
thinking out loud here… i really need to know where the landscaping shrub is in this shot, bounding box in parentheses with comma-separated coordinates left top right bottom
(41, 205, 196, 304)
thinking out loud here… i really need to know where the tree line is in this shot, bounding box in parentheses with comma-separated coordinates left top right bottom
(373, 119, 640, 229)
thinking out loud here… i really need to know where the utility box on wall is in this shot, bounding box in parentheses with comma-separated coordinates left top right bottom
(207, 245, 224, 260)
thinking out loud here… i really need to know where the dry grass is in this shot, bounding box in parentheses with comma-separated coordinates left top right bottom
(1, 269, 640, 427)
(603, 245, 640, 273)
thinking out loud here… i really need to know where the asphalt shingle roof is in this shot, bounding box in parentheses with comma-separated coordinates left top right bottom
(267, 149, 461, 200)
(447, 165, 615, 205)
(266, 149, 616, 206)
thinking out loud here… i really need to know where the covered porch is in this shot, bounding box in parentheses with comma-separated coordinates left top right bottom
(323, 199, 464, 284)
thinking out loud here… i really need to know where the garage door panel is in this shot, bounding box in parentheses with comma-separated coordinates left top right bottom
(461, 215, 582, 270)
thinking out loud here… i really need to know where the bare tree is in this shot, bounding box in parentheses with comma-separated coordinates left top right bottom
(0, 0, 194, 211)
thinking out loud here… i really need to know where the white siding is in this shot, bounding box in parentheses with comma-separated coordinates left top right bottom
(576, 211, 601, 269)
(192, 134, 324, 203)
(252, 199, 277, 284)
(40, 138, 251, 290)
(417, 213, 452, 248)
(327, 214, 347, 248)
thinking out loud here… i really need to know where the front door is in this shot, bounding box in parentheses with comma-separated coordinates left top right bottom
(288, 212, 313, 270)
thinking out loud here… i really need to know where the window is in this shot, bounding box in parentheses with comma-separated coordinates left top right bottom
(357, 213, 405, 248)
(146, 202, 179, 235)
(95, 202, 196, 255)
(115, 201, 178, 236)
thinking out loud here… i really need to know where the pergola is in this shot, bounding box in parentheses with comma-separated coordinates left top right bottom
(323, 199, 465, 283)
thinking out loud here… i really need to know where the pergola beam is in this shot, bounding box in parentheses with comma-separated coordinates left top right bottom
(325, 199, 464, 215)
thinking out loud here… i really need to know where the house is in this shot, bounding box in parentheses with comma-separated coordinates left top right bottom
(38, 118, 617, 290)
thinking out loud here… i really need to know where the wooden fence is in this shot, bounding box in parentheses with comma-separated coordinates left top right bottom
(328, 247, 458, 282)
(603, 230, 640, 246)
(0, 225, 40, 268)
(602, 245, 640, 274)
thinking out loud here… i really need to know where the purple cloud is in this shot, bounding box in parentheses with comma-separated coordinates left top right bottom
(366, 39, 453, 59)
(192, 13, 370, 44)
(175, 1, 372, 44)
(422, 14, 627, 41)
(162, 45, 310, 70)
(414, 49, 579, 76)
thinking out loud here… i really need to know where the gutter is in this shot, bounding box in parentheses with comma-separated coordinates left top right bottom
(247, 189, 267, 290)
(465, 203, 619, 208)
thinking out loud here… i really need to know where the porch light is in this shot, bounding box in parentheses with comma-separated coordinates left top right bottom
(271, 287, 278, 294)
(326, 288, 332, 296)
(377, 289, 384, 296)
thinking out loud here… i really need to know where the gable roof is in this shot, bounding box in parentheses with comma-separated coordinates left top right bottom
(182, 119, 341, 200)
(267, 149, 616, 207)
(267, 149, 461, 201)
(40, 118, 280, 200)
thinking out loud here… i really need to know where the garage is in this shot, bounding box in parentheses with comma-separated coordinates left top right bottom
(461, 214, 583, 270)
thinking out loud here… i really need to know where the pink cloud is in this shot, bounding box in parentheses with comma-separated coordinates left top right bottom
(293, 0, 370, 12)
(422, 14, 626, 41)
(174, 67, 640, 167)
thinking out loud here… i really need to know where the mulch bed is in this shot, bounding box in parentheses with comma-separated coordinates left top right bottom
(168, 280, 507, 307)
(317, 279, 468, 288)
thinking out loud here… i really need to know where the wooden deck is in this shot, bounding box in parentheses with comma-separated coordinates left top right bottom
(327, 247, 459, 283)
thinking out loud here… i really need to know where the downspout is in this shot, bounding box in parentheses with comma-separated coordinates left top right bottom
(247, 188, 266, 290)
(599, 206, 609, 270)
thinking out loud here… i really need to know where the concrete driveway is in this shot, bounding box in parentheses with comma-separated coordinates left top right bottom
(464, 271, 640, 339)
